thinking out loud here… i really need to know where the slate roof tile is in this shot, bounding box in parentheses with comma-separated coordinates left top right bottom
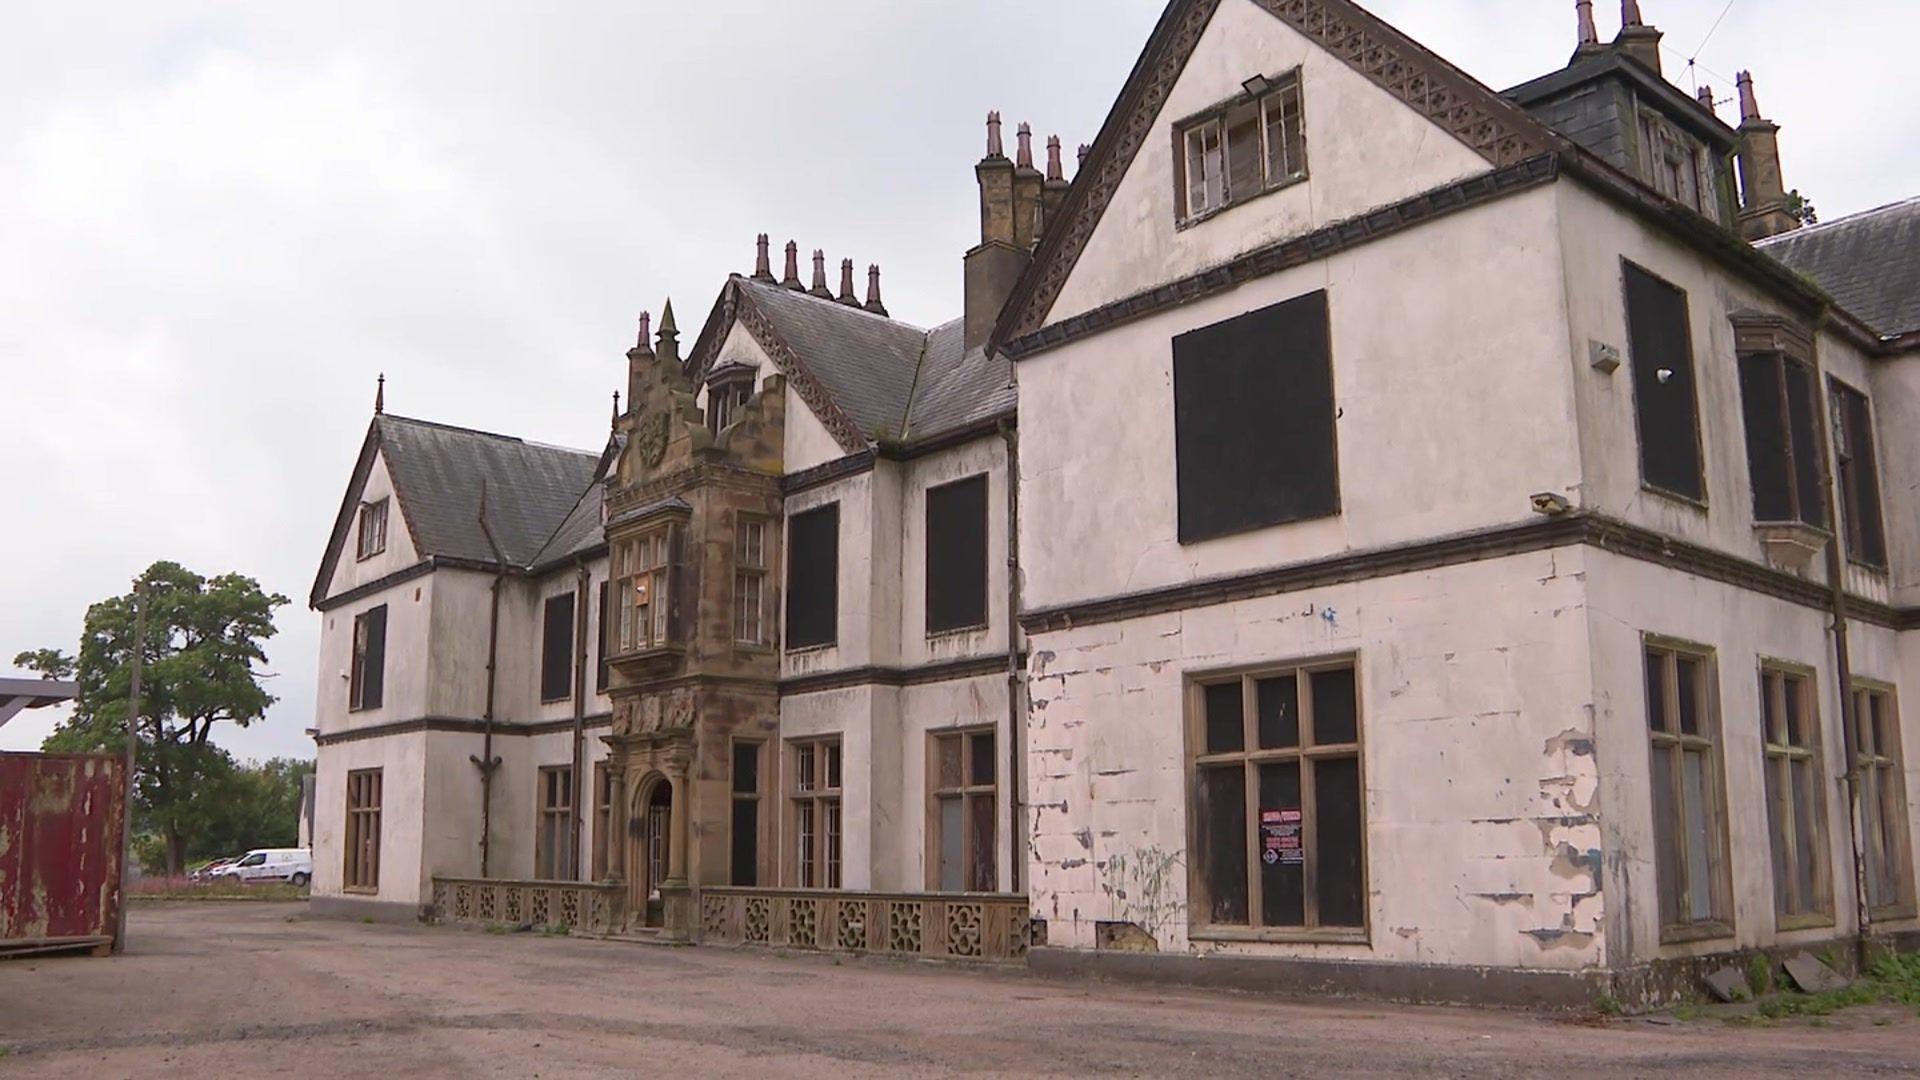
(1759, 196, 1920, 339)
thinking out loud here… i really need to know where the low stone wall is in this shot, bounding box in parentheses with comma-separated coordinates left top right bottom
(429, 877, 623, 935)
(699, 887, 1030, 963)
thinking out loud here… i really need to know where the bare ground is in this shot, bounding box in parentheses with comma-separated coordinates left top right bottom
(1, 903, 1917, 1078)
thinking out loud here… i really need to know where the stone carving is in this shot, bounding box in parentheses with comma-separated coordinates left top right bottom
(617, 689, 695, 735)
(634, 412, 669, 468)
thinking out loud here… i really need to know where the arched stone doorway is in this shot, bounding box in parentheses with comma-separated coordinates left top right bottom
(629, 772, 673, 927)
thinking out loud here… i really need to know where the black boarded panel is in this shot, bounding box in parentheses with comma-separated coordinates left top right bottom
(1623, 262, 1704, 500)
(360, 604, 386, 710)
(786, 503, 839, 648)
(1737, 354, 1792, 522)
(1173, 290, 1338, 544)
(540, 592, 574, 702)
(925, 474, 989, 633)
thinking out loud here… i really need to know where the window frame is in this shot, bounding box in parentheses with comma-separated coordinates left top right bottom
(356, 498, 389, 561)
(1757, 660, 1833, 929)
(1622, 260, 1708, 507)
(1184, 656, 1368, 943)
(349, 605, 386, 713)
(611, 524, 675, 656)
(706, 370, 755, 435)
(927, 726, 999, 893)
(784, 503, 840, 651)
(1851, 680, 1916, 920)
(535, 764, 575, 881)
(1828, 377, 1888, 570)
(343, 768, 382, 894)
(1642, 637, 1735, 943)
(734, 515, 770, 648)
(591, 761, 615, 880)
(1736, 350, 1827, 530)
(1172, 68, 1308, 225)
(924, 474, 991, 636)
(788, 736, 843, 889)
(729, 738, 766, 886)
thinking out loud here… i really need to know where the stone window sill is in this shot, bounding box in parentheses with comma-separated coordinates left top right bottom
(1190, 924, 1369, 946)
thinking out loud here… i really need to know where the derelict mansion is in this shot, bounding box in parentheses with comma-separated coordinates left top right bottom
(309, 0, 1920, 1003)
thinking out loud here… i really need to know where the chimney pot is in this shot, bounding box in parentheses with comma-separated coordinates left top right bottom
(1575, 0, 1599, 47)
(1621, 0, 1644, 27)
(1696, 84, 1716, 116)
(1078, 143, 1091, 169)
(782, 240, 802, 290)
(810, 249, 833, 297)
(753, 234, 773, 281)
(864, 264, 888, 317)
(1736, 70, 1762, 123)
(838, 258, 859, 305)
(1015, 122, 1035, 170)
(635, 311, 652, 351)
(986, 111, 1004, 158)
(1045, 135, 1065, 182)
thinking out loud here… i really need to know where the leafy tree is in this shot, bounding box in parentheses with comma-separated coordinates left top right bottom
(20, 561, 289, 875)
(13, 648, 74, 680)
(1786, 189, 1819, 227)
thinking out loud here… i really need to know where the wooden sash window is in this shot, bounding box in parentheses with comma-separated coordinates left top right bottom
(1759, 664, 1831, 925)
(930, 728, 997, 892)
(1830, 379, 1887, 568)
(1176, 71, 1306, 221)
(791, 737, 842, 888)
(1853, 683, 1916, 917)
(1644, 641, 1733, 940)
(535, 765, 574, 880)
(356, 498, 389, 560)
(349, 605, 386, 712)
(344, 768, 382, 893)
(734, 517, 768, 646)
(613, 527, 672, 654)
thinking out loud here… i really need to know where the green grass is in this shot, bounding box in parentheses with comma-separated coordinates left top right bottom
(132, 879, 307, 902)
(1747, 954, 1775, 995)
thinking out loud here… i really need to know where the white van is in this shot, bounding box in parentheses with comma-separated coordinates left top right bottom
(223, 848, 312, 887)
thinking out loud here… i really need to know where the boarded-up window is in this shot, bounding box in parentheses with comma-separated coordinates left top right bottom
(1738, 353, 1825, 527)
(1645, 640, 1732, 938)
(1190, 661, 1364, 933)
(344, 768, 382, 892)
(930, 728, 997, 892)
(595, 581, 609, 693)
(1624, 262, 1705, 500)
(1760, 665, 1830, 924)
(535, 765, 574, 880)
(1853, 684, 1915, 916)
(349, 605, 386, 712)
(1173, 291, 1338, 543)
(540, 593, 575, 703)
(1830, 379, 1887, 567)
(786, 504, 839, 649)
(926, 475, 989, 633)
(731, 741, 762, 886)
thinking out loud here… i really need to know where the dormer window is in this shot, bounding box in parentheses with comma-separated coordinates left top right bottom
(1638, 110, 1717, 222)
(706, 366, 756, 435)
(356, 498, 388, 561)
(1176, 71, 1306, 222)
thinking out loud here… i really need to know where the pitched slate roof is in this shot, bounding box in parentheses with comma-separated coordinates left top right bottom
(719, 278, 1016, 448)
(1759, 196, 1920, 340)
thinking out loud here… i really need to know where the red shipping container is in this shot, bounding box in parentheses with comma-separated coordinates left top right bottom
(0, 752, 126, 957)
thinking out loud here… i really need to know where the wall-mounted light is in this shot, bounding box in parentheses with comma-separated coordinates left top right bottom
(1242, 74, 1273, 98)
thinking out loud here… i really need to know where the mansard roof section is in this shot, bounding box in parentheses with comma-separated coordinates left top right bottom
(993, 0, 1561, 347)
(1760, 196, 1920, 343)
(1503, 47, 1738, 166)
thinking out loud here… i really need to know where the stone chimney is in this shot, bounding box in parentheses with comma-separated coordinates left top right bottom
(964, 110, 1031, 353)
(1696, 84, 1716, 116)
(1613, 0, 1662, 74)
(837, 258, 860, 306)
(1734, 71, 1799, 241)
(864, 265, 889, 317)
(1572, 0, 1605, 61)
(809, 249, 833, 298)
(1041, 135, 1071, 235)
(1012, 122, 1045, 250)
(752, 234, 775, 282)
(781, 240, 803, 290)
(626, 310, 654, 410)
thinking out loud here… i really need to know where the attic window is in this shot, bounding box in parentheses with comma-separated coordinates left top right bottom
(1638, 110, 1716, 222)
(356, 498, 389, 561)
(707, 368, 756, 435)
(1176, 72, 1306, 222)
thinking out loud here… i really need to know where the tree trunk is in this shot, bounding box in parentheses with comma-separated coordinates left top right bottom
(165, 827, 186, 878)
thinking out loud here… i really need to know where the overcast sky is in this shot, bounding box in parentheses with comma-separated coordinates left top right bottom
(3, 0, 1915, 764)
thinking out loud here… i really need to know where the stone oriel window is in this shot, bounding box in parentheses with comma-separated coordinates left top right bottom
(730, 740, 764, 886)
(790, 737, 843, 888)
(344, 768, 382, 893)
(1853, 683, 1916, 918)
(1737, 351, 1825, 528)
(356, 498, 389, 561)
(535, 765, 574, 880)
(1188, 660, 1365, 939)
(925, 475, 989, 634)
(785, 504, 839, 650)
(1829, 378, 1887, 568)
(1173, 290, 1338, 543)
(1759, 663, 1831, 926)
(613, 526, 672, 654)
(929, 728, 996, 892)
(1174, 70, 1306, 222)
(734, 516, 769, 646)
(540, 592, 575, 703)
(349, 605, 387, 712)
(1623, 262, 1706, 503)
(1644, 639, 1733, 941)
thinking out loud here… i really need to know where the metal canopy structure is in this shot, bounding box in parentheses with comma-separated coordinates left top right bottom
(0, 677, 79, 730)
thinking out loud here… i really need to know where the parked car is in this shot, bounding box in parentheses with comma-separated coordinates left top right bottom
(221, 848, 312, 887)
(189, 857, 239, 882)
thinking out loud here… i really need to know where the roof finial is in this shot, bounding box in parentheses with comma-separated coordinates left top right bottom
(753, 234, 774, 282)
(1015, 122, 1035, 170)
(1045, 135, 1065, 182)
(1574, 0, 1599, 47)
(810, 249, 833, 298)
(985, 111, 1004, 158)
(612, 390, 621, 427)
(1621, 0, 1644, 27)
(374, 373, 385, 415)
(838, 258, 859, 306)
(656, 300, 680, 365)
(864, 264, 888, 318)
(781, 240, 802, 290)
(1736, 70, 1762, 123)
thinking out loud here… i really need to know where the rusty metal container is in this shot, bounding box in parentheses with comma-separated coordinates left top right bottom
(0, 752, 126, 957)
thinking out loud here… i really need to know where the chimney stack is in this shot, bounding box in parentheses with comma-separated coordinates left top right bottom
(1613, 0, 1662, 73)
(1695, 84, 1716, 116)
(810, 249, 833, 298)
(1041, 134, 1071, 236)
(864, 265, 888, 317)
(753, 234, 775, 282)
(1078, 143, 1092, 170)
(1734, 71, 1799, 241)
(965, 109, 1030, 353)
(1012, 122, 1044, 250)
(838, 258, 859, 306)
(781, 241, 802, 290)
(626, 310, 654, 410)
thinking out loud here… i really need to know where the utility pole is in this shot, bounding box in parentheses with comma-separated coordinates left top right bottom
(114, 580, 147, 956)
